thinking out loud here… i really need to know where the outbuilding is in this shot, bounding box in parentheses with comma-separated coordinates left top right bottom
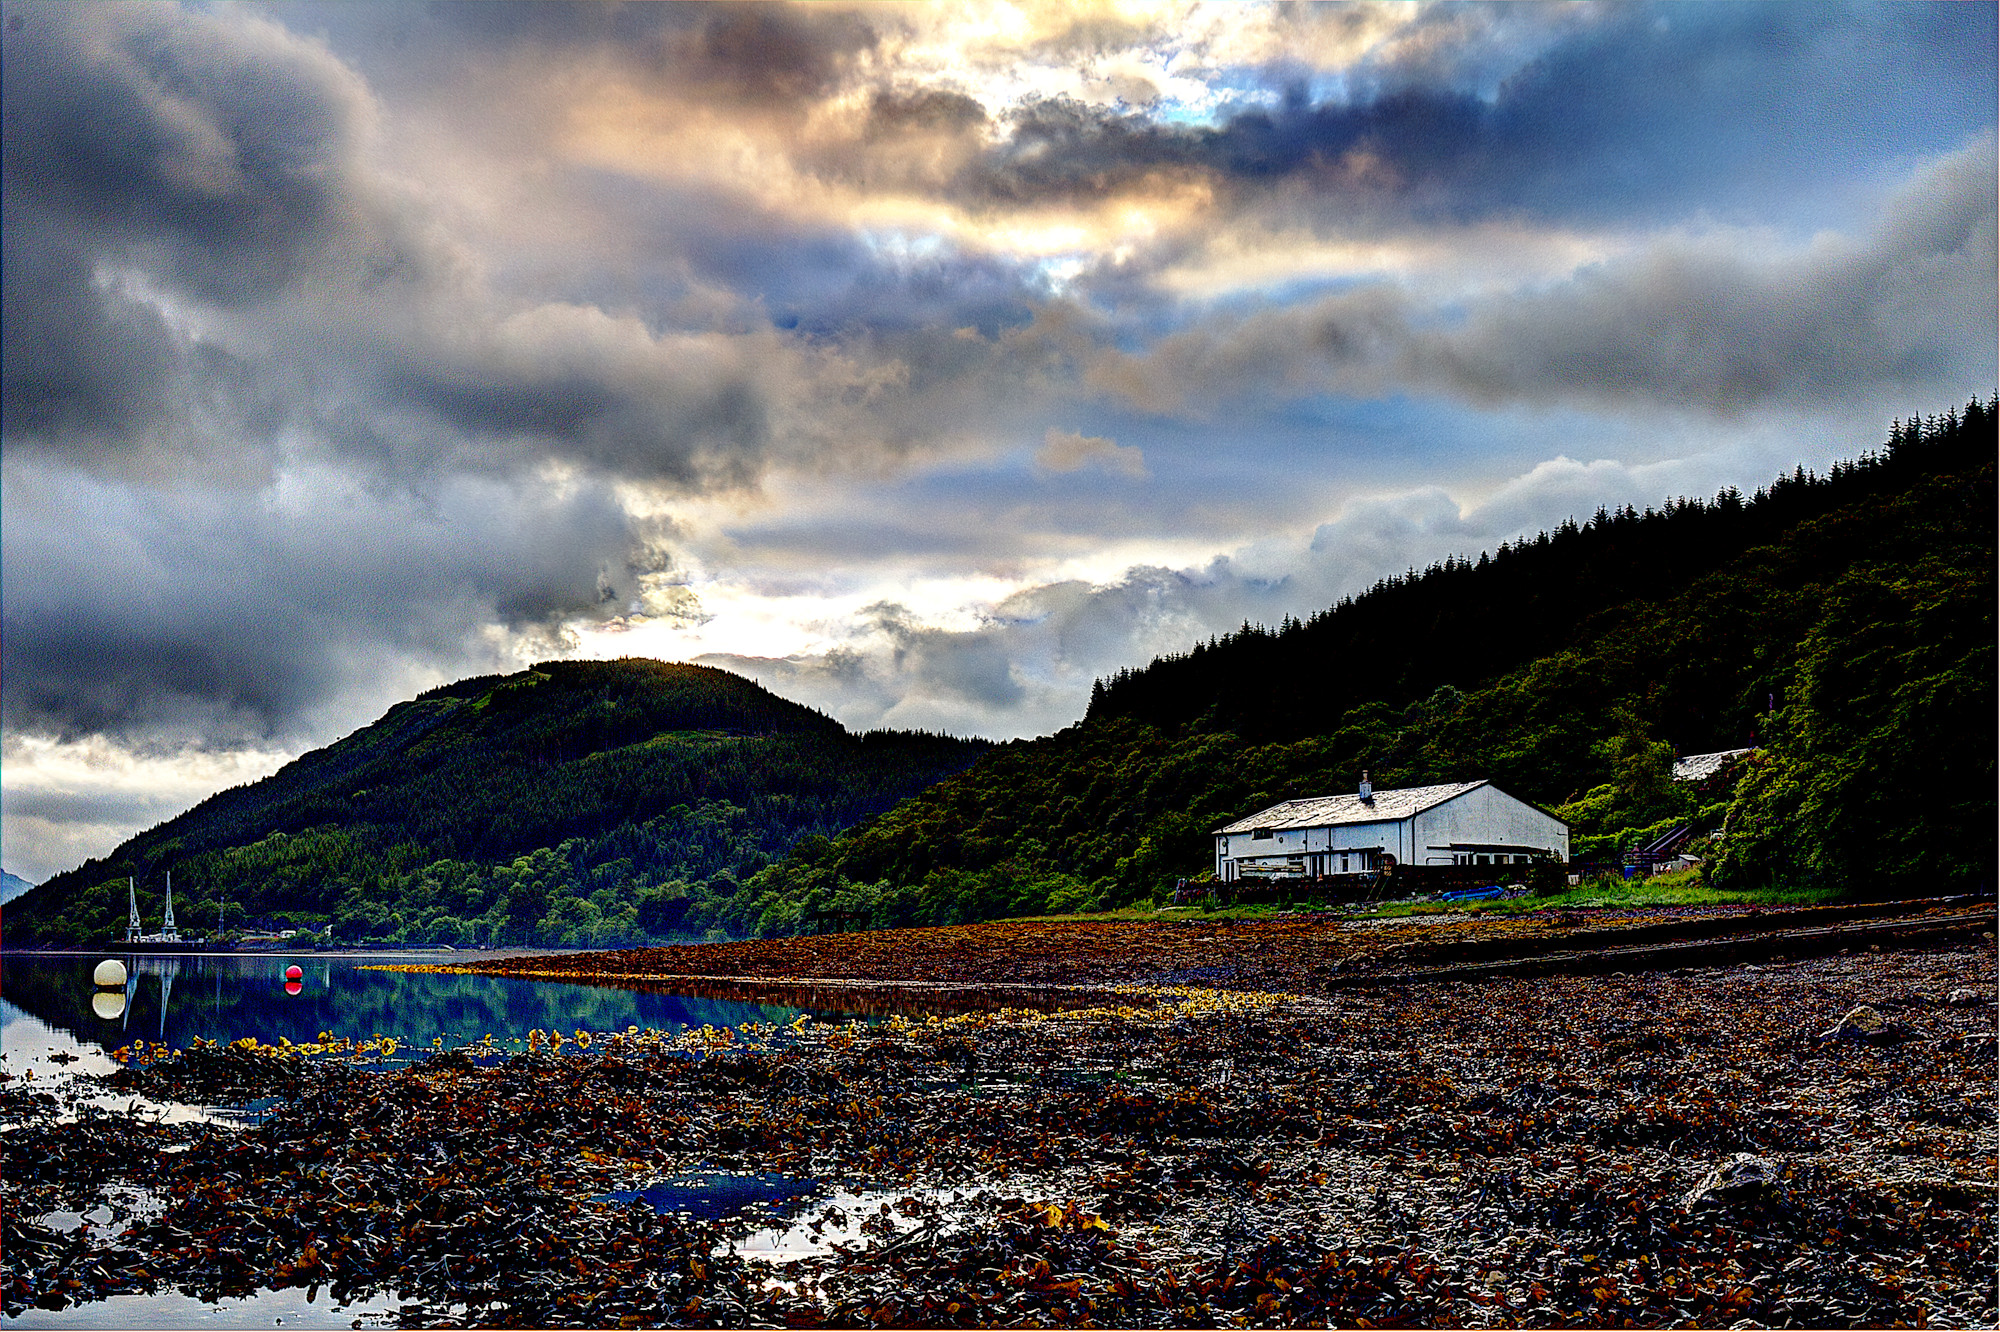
(1212, 775, 1568, 883)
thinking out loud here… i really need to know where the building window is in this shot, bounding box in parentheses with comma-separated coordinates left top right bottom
(1252, 828, 1274, 841)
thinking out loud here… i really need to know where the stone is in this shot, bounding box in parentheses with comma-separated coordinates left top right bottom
(1819, 1004, 1900, 1044)
(1946, 988, 1987, 1007)
(1683, 1153, 1782, 1210)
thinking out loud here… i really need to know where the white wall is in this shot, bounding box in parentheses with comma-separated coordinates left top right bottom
(1214, 783, 1568, 877)
(1216, 818, 1407, 877)
(1410, 783, 1568, 865)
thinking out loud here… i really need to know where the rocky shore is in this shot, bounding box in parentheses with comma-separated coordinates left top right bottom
(4, 937, 1994, 1327)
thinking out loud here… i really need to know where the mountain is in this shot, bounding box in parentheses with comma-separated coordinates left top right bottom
(734, 401, 1995, 932)
(1, 872, 36, 906)
(3, 660, 989, 948)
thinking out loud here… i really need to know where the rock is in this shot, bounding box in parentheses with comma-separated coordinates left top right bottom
(1682, 1154, 1782, 1210)
(1819, 1004, 1901, 1044)
(1946, 988, 1987, 1007)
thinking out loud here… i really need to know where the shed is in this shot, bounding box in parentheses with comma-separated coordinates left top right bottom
(1212, 776, 1569, 882)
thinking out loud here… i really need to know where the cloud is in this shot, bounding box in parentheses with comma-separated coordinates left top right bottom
(3, 0, 1992, 881)
(0, 734, 296, 882)
(0, 456, 678, 749)
(933, 4, 1994, 226)
(691, 432, 1869, 741)
(1085, 136, 1999, 417)
(0, 0, 376, 463)
(1035, 428, 1146, 478)
(0, 1, 910, 495)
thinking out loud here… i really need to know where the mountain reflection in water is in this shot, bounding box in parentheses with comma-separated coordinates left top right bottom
(0, 953, 808, 1058)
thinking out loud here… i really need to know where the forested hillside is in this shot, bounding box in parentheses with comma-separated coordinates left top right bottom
(732, 402, 1994, 934)
(5, 660, 988, 948)
(12, 407, 1989, 949)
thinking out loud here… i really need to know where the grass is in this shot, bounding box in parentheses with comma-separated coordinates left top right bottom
(1479, 870, 1844, 914)
(1046, 871, 1847, 925)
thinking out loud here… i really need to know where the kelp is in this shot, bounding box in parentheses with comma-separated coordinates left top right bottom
(4, 938, 1994, 1327)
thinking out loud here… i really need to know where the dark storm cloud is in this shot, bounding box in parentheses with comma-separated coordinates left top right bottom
(0, 1, 370, 302)
(0, 0, 828, 495)
(947, 4, 1994, 223)
(325, 1, 879, 109)
(676, 4, 878, 106)
(0, 0, 371, 452)
(0, 785, 193, 829)
(866, 603, 1027, 709)
(1, 203, 189, 444)
(375, 347, 776, 491)
(0, 460, 667, 748)
(864, 89, 989, 138)
(1412, 145, 1999, 412)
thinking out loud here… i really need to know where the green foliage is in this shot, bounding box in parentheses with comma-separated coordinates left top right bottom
(1475, 870, 1843, 914)
(744, 399, 1995, 926)
(1709, 552, 1995, 896)
(6, 660, 988, 948)
(13, 406, 1990, 946)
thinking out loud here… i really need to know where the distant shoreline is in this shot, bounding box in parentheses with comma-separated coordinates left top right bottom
(0, 944, 623, 959)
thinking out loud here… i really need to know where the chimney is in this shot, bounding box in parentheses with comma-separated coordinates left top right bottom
(1358, 770, 1373, 803)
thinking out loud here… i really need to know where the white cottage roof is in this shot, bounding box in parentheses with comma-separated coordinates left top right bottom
(1214, 781, 1487, 835)
(1672, 749, 1756, 783)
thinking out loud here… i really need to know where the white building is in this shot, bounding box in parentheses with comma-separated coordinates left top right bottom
(1213, 776, 1569, 882)
(1671, 748, 1756, 786)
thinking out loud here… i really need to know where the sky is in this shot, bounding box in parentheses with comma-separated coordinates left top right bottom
(3, 1, 1995, 883)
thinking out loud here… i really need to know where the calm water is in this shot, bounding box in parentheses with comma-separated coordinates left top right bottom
(0, 951, 850, 1329)
(0, 950, 809, 1074)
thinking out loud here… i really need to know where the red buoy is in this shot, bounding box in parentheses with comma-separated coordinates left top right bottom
(284, 964, 303, 981)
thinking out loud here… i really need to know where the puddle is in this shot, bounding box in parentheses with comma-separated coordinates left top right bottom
(597, 1170, 823, 1222)
(736, 1187, 964, 1264)
(598, 1170, 968, 1268)
(1, 1010, 274, 1130)
(36, 1185, 167, 1245)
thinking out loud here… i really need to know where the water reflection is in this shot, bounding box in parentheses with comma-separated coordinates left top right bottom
(1, 953, 808, 1059)
(600, 1172, 823, 1221)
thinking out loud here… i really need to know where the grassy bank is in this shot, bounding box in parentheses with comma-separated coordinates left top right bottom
(1065, 874, 1847, 925)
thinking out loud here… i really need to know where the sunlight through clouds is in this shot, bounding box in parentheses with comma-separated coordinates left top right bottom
(3, 0, 1992, 877)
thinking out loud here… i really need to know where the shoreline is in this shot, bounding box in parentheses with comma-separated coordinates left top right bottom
(385, 893, 1997, 999)
(5, 933, 1994, 1328)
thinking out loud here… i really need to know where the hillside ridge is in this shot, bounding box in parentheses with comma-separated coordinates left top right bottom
(725, 401, 1994, 934)
(6, 659, 988, 948)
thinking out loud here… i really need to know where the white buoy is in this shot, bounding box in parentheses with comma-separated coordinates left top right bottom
(92, 959, 128, 988)
(91, 990, 127, 1020)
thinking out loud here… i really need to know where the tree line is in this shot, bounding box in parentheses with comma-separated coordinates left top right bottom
(733, 399, 1993, 931)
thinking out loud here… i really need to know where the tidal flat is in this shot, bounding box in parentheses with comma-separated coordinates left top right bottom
(4, 926, 1995, 1328)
